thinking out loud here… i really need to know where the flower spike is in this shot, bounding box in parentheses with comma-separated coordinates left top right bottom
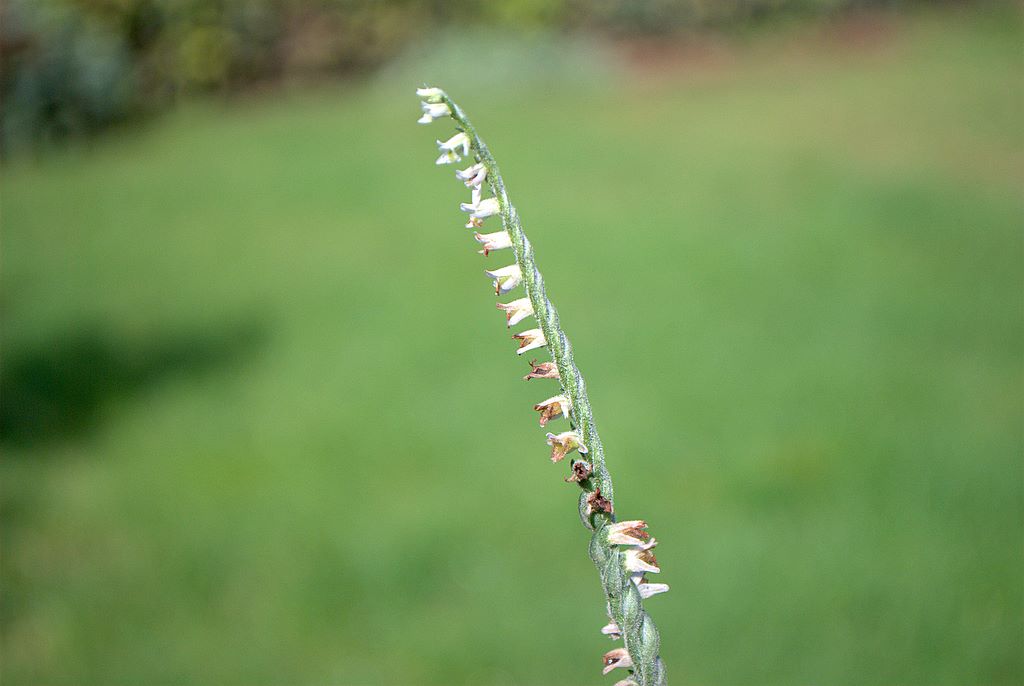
(416, 87, 667, 685)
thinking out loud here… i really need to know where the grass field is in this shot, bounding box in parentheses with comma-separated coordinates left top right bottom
(2, 7, 1022, 685)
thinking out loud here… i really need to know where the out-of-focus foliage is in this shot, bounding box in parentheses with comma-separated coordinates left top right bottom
(0, 0, 949, 155)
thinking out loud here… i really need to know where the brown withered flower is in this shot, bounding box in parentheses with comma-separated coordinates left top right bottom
(523, 359, 559, 381)
(586, 488, 613, 516)
(565, 459, 592, 483)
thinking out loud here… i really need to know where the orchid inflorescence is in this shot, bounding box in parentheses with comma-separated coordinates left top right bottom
(416, 86, 669, 686)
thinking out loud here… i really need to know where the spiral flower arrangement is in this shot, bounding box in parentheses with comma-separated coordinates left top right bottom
(416, 86, 668, 686)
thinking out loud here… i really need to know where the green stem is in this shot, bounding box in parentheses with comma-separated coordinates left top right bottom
(440, 92, 667, 686)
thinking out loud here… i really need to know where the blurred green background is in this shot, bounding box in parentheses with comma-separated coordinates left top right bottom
(2, 1, 1022, 685)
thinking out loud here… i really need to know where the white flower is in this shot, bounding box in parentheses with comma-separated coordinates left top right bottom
(460, 195, 500, 220)
(601, 620, 621, 639)
(606, 520, 651, 547)
(545, 431, 587, 463)
(435, 132, 470, 165)
(613, 680, 640, 686)
(415, 86, 444, 102)
(632, 574, 670, 599)
(496, 297, 534, 327)
(456, 162, 487, 188)
(513, 329, 547, 357)
(623, 541, 660, 574)
(602, 648, 634, 675)
(462, 185, 482, 213)
(484, 264, 522, 295)
(418, 100, 451, 125)
(436, 150, 460, 165)
(532, 393, 569, 426)
(463, 191, 485, 228)
(474, 231, 512, 256)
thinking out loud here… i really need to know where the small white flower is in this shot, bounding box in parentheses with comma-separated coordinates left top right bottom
(435, 132, 470, 165)
(418, 101, 451, 125)
(474, 231, 512, 256)
(462, 185, 482, 213)
(484, 264, 522, 295)
(513, 329, 547, 357)
(632, 574, 670, 599)
(532, 393, 569, 426)
(602, 648, 634, 675)
(496, 297, 534, 327)
(623, 541, 660, 574)
(613, 680, 640, 686)
(545, 431, 587, 463)
(436, 150, 460, 165)
(415, 86, 444, 102)
(606, 520, 651, 547)
(460, 195, 500, 220)
(455, 162, 487, 188)
(463, 188, 485, 228)
(601, 620, 621, 639)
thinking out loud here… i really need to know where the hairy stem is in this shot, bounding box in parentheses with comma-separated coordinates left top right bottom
(442, 94, 667, 686)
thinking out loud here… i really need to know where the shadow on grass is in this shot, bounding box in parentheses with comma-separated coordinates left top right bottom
(1, 319, 267, 447)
